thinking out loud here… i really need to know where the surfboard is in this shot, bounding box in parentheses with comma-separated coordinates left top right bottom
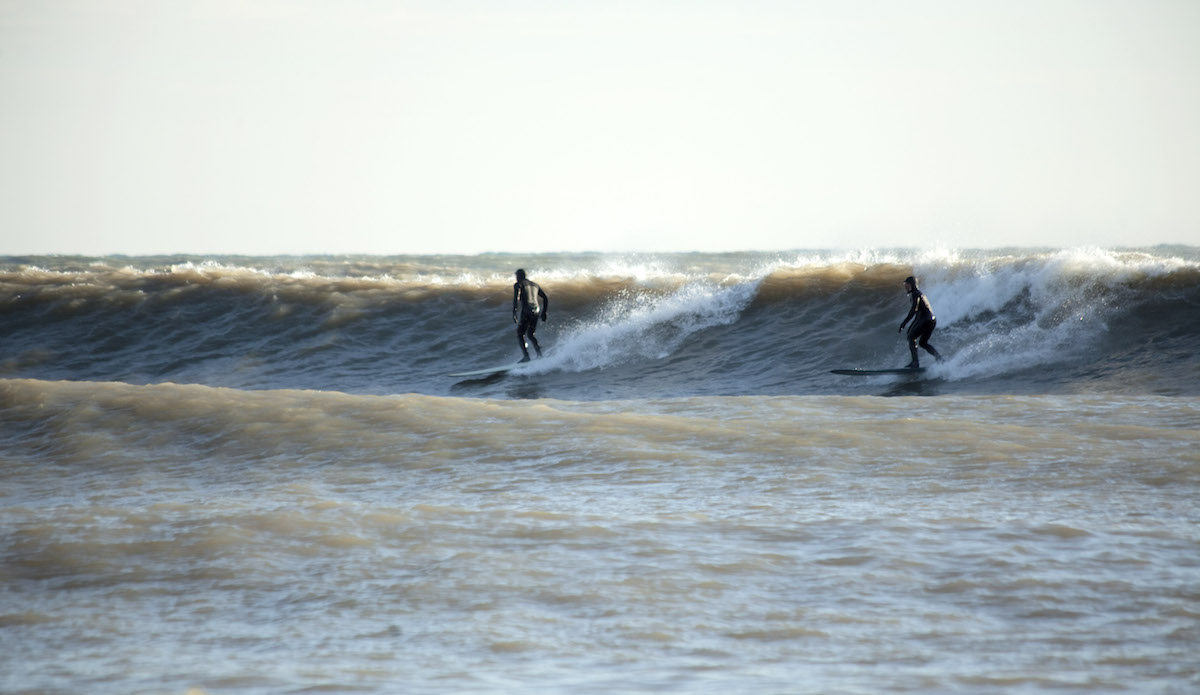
(448, 361, 528, 378)
(831, 367, 925, 376)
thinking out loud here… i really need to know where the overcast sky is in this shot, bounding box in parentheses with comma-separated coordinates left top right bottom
(2, 0, 1198, 255)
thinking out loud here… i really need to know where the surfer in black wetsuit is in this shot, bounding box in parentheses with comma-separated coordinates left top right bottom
(513, 269, 548, 362)
(899, 276, 943, 368)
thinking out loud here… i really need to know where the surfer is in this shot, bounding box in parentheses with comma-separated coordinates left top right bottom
(898, 276, 943, 368)
(513, 269, 548, 362)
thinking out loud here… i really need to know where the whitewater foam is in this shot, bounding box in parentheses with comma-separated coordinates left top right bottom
(527, 279, 762, 374)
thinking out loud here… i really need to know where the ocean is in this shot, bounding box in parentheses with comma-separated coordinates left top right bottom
(2, 247, 1198, 694)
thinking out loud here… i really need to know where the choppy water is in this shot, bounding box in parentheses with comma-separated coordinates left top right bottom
(2, 247, 1198, 694)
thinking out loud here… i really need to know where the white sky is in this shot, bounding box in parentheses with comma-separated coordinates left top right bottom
(2, 0, 1198, 255)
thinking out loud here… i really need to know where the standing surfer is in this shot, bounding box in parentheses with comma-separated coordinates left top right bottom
(899, 276, 943, 368)
(513, 269, 548, 362)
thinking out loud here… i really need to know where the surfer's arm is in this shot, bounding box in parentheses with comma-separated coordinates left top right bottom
(899, 296, 917, 331)
(538, 288, 548, 320)
(513, 284, 520, 322)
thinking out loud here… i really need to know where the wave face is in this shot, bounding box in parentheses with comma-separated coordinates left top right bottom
(2, 246, 1198, 397)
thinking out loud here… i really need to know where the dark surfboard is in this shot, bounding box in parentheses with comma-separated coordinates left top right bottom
(831, 367, 926, 376)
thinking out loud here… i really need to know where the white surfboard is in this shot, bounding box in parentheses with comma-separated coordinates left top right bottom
(448, 361, 528, 378)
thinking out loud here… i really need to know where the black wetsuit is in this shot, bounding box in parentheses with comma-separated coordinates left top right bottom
(901, 287, 941, 367)
(513, 279, 548, 360)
